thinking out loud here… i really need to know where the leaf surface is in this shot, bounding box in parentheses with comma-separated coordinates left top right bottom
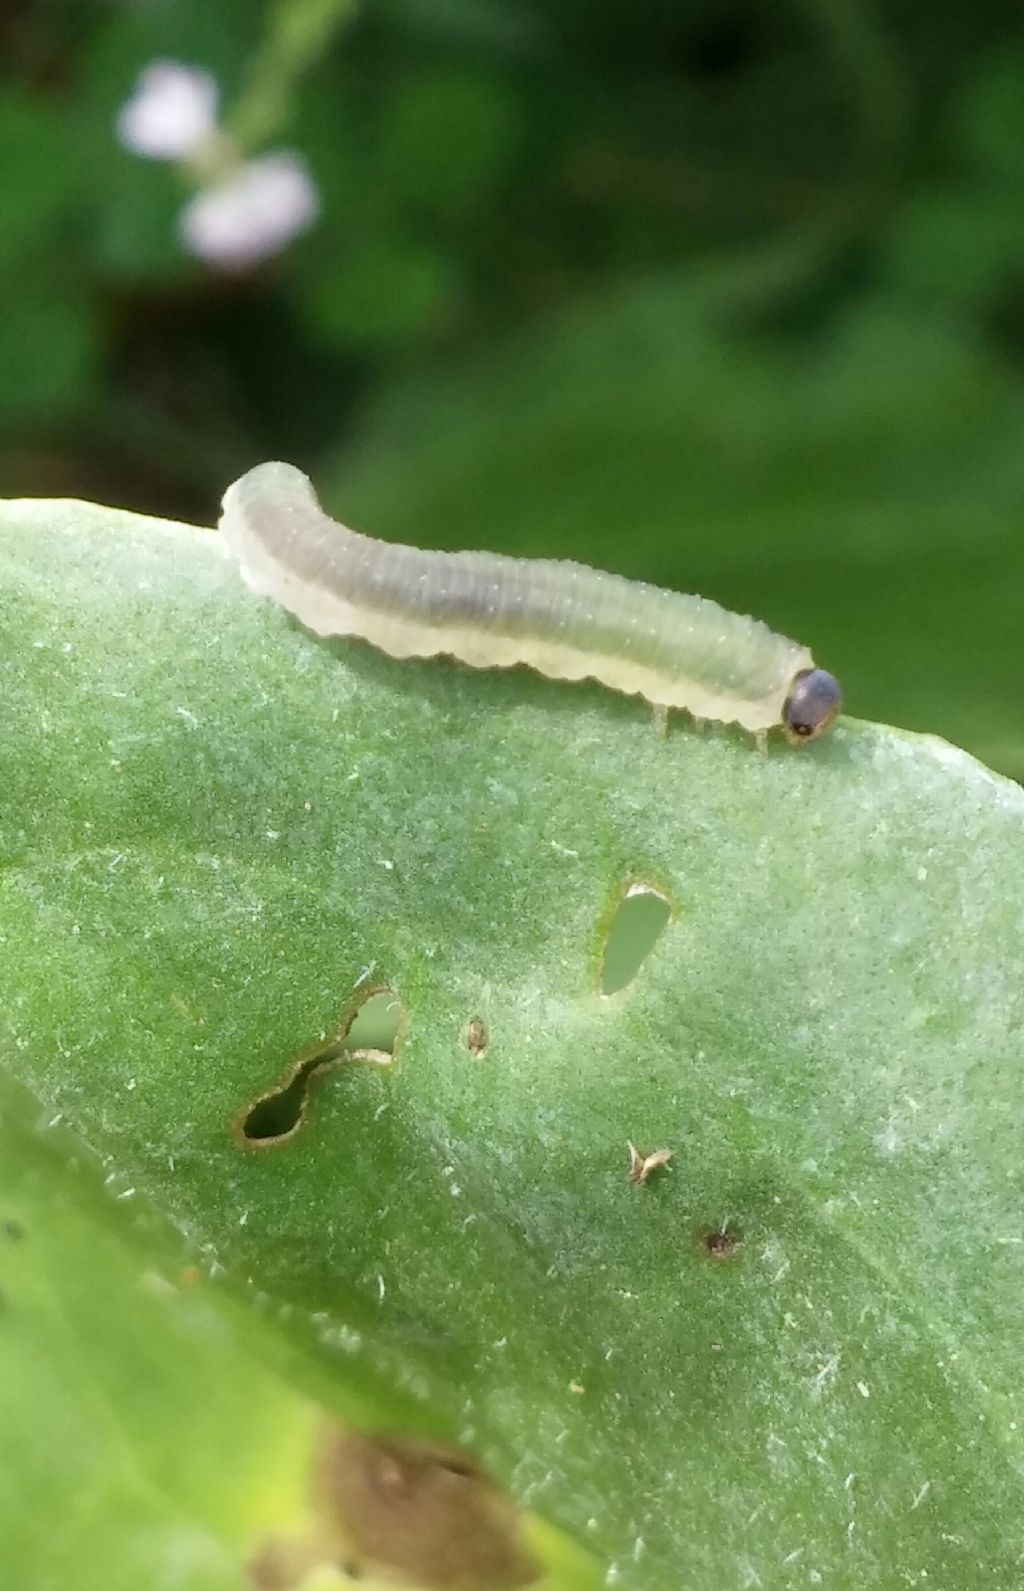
(2, 497, 1024, 1588)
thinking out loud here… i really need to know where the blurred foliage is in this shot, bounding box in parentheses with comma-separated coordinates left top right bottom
(1, 0, 1023, 768)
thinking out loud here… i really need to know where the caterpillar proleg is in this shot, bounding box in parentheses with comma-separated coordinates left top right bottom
(219, 461, 842, 744)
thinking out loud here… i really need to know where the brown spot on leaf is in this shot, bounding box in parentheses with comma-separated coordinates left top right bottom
(465, 1017, 488, 1056)
(699, 1225, 743, 1260)
(315, 1428, 540, 1590)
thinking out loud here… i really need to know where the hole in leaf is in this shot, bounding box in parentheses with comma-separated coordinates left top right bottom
(237, 988, 402, 1148)
(699, 1224, 743, 1261)
(240, 1061, 328, 1143)
(343, 990, 403, 1054)
(599, 882, 672, 996)
(465, 1016, 488, 1056)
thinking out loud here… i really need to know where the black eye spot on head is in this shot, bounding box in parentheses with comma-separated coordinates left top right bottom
(782, 668, 842, 745)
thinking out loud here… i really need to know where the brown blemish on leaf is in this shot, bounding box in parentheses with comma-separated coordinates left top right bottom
(246, 1538, 319, 1590)
(315, 1427, 540, 1590)
(699, 1224, 743, 1260)
(231, 985, 400, 1150)
(465, 1016, 488, 1056)
(627, 1141, 673, 1184)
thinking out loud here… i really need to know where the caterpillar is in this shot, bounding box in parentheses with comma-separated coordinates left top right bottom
(219, 461, 841, 745)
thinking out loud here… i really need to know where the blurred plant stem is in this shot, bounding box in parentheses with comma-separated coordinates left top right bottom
(799, 0, 911, 177)
(230, 0, 359, 152)
(693, 0, 911, 324)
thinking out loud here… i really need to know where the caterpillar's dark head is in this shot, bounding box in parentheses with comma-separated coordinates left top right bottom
(782, 667, 842, 745)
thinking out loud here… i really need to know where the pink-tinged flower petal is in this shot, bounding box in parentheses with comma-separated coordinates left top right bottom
(117, 61, 219, 160)
(179, 153, 320, 270)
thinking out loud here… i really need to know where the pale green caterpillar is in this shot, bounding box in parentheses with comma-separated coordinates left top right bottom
(219, 461, 841, 744)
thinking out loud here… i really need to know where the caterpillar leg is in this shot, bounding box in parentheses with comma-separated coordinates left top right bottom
(754, 729, 770, 756)
(653, 704, 670, 738)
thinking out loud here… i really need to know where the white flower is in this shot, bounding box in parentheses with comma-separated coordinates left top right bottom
(117, 61, 219, 160)
(179, 152, 320, 269)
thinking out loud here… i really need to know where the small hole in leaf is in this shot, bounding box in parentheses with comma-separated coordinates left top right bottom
(600, 882, 672, 996)
(699, 1224, 743, 1260)
(465, 1016, 488, 1056)
(237, 988, 402, 1147)
(343, 990, 403, 1054)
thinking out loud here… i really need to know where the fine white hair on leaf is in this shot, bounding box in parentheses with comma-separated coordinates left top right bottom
(219, 461, 840, 740)
(179, 152, 320, 269)
(116, 60, 219, 161)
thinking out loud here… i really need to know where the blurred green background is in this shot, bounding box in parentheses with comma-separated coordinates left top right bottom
(3, 0, 1024, 772)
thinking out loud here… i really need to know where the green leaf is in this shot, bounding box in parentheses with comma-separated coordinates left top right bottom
(953, 42, 1024, 184)
(89, 153, 189, 280)
(375, 70, 525, 215)
(0, 90, 79, 270)
(302, 237, 459, 350)
(0, 1077, 323, 1591)
(0, 292, 99, 420)
(880, 183, 1024, 310)
(3, 495, 1024, 1587)
(0, 1051, 584, 1591)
